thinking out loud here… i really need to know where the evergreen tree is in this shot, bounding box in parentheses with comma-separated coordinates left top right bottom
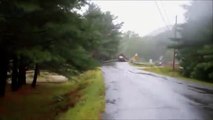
(171, 1, 213, 81)
(0, 1, 122, 96)
(83, 4, 123, 61)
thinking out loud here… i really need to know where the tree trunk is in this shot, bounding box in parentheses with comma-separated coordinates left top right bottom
(0, 58, 8, 97)
(18, 58, 26, 86)
(11, 57, 19, 91)
(31, 63, 39, 88)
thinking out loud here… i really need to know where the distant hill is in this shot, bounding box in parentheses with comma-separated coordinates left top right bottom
(147, 25, 173, 37)
(119, 26, 175, 62)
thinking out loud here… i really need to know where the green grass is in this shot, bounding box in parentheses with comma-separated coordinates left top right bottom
(57, 68, 105, 120)
(143, 66, 213, 87)
(0, 68, 105, 120)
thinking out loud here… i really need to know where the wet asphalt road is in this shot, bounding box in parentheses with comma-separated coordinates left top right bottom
(102, 62, 213, 120)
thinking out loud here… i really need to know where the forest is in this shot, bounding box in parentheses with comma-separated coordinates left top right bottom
(118, 29, 174, 62)
(0, 0, 212, 98)
(119, 1, 213, 82)
(0, 0, 122, 97)
(172, 1, 213, 81)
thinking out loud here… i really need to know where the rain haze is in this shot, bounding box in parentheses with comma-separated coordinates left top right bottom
(0, 0, 212, 120)
(92, 0, 191, 36)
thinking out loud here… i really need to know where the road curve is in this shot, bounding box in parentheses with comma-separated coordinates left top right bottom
(102, 62, 213, 120)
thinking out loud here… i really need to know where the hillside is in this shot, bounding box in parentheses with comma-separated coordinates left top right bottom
(119, 27, 175, 62)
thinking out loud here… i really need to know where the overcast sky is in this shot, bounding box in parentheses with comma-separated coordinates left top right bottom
(91, 0, 191, 36)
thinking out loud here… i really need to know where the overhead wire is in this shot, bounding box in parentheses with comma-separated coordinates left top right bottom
(158, 2, 172, 27)
(154, 0, 172, 31)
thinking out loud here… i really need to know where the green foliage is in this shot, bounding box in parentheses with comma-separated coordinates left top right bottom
(142, 66, 213, 87)
(84, 4, 122, 61)
(0, 1, 121, 77)
(0, 0, 121, 96)
(58, 69, 105, 120)
(172, 1, 213, 82)
(0, 69, 105, 120)
(119, 30, 173, 62)
(17, 47, 53, 63)
(0, 0, 86, 64)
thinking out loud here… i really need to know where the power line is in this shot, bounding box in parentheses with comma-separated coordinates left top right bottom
(154, 0, 172, 31)
(158, 2, 172, 26)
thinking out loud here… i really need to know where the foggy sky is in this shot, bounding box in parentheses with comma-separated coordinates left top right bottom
(92, 0, 191, 36)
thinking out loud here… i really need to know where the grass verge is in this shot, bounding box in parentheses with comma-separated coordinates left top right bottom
(57, 68, 105, 120)
(0, 68, 105, 120)
(143, 66, 213, 87)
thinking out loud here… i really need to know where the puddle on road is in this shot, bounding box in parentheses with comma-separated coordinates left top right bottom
(188, 85, 213, 94)
(202, 106, 213, 111)
(102, 62, 116, 66)
(106, 99, 116, 104)
(110, 81, 116, 84)
(129, 70, 169, 81)
(177, 82, 183, 84)
(113, 88, 118, 91)
(102, 112, 116, 120)
(128, 70, 142, 74)
(182, 93, 213, 120)
(183, 94, 211, 107)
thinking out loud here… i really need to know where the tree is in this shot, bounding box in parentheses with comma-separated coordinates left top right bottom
(171, 1, 213, 81)
(83, 4, 123, 61)
(0, 1, 122, 96)
(0, 0, 86, 95)
(119, 30, 174, 62)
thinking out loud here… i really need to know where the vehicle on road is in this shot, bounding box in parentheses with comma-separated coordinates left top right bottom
(118, 55, 126, 62)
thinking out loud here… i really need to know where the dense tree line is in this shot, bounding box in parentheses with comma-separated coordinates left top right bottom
(0, 1, 122, 96)
(119, 30, 173, 62)
(171, 1, 213, 82)
(83, 4, 122, 61)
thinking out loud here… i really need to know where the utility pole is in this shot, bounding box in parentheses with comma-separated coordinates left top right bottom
(172, 16, 177, 71)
